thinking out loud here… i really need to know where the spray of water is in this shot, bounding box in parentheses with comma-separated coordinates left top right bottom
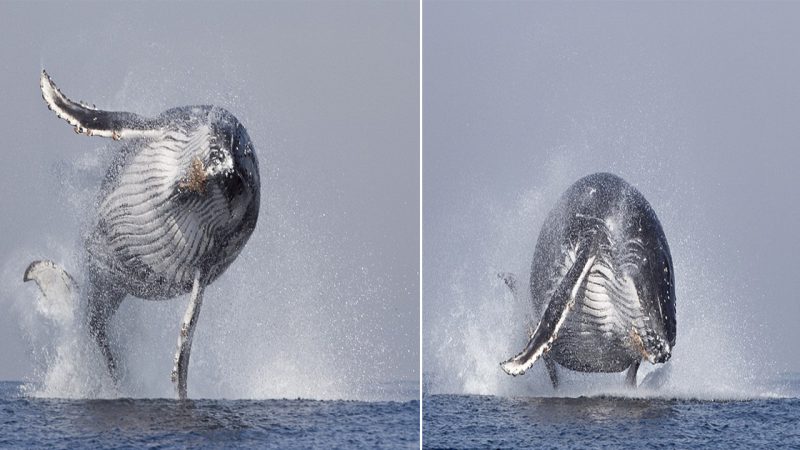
(424, 142, 793, 401)
(2, 80, 409, 402)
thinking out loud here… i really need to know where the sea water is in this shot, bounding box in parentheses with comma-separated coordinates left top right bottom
(0, 382, 419, 449)
(423, 386, 800, 448)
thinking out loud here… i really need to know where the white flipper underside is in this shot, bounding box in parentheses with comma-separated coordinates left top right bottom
(501, 254, 596, 376)
(23, 260, 77, 326)
(40, 70, 162, 140)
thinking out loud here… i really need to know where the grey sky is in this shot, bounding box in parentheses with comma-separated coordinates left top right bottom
(4, 0, 798, 400)
(424, 2, 800, 395)
(0, 1, 418, 399)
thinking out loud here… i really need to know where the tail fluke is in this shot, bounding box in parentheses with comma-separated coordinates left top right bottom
(40, 70, 161, 140)
(24, 260, 78, 324)
(24, 260, 76, 297)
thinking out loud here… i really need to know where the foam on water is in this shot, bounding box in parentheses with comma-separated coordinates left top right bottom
(424, 148, 795, 402)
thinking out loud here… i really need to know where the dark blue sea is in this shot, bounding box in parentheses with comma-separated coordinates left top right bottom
(423, 378, 800, 449)
(0, 382, 419, 449)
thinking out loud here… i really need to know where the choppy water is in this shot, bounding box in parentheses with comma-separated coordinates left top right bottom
(0, 382, 419, 449)
(423, 392, 800, 448)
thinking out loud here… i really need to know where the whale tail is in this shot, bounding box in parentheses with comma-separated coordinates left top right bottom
(24, 260, 77, 302)
(40, 70, 162, 140)
(25, 260, 125, 382)
(24, 260, 79, 327)
(500, 239, 597, 377)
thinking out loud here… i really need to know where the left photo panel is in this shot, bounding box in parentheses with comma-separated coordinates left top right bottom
(0, 1, 419, 448)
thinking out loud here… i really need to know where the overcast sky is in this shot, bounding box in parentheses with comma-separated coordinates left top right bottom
(0, 1, 418, 400)
(424, 1, 800, 395)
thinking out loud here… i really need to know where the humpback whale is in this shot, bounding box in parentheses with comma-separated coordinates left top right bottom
(500, 173, 675, 388)
(25, 70, 260, 399)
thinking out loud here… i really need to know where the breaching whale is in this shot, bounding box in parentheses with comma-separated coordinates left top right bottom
(25, 70, 260, 399)
(500, 173, 675, 388)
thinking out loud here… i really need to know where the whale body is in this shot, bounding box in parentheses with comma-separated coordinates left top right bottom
(26, 70, 260, 399)
(500, 173, 675, 388)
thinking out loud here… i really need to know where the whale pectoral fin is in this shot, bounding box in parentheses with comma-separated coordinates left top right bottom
(24, 260, 77, 302)
(40, 70, 160, 140)
(172, 269, 207, 400)
(500, 244, 596, 376)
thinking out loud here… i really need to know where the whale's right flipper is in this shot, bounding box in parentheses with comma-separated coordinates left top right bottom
(40, 70, 162, 140)
(501, 241, 596, 376)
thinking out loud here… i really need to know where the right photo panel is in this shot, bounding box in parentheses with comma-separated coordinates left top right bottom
(423, 1, 800, 447)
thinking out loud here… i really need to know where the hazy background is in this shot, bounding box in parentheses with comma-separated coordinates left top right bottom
(424, 2, 800, 397)
(0, 1, 418, 400)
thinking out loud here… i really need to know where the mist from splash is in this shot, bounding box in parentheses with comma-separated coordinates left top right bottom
(2, 82, 410, 403)
(424, 144, 794, 402)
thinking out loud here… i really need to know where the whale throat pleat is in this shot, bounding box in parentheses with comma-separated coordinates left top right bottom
(500, 241, 597, 376)
(547, 252, 646, 359)
(95, 126, 233, 288)
(582, 265, 642, 328)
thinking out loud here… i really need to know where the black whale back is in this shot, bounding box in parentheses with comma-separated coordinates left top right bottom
(529, 172, 676, 348)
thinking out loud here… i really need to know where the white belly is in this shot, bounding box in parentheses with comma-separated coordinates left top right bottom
(89, 126, 244, 296)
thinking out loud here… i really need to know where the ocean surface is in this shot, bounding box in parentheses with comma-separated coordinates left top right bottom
(0, 382, 420, 449)
(423, 376, 800, 449)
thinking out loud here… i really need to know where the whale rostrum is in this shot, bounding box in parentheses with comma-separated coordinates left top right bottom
(500, 173, 676, 388)
(26, 70, 261, 399)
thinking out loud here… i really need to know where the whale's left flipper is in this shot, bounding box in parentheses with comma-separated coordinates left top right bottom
(40, 70, 162, 140)
(172, 269, 207, 400)
(501, 241, 596, 376)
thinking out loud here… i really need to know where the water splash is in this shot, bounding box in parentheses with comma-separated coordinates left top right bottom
(424, 149, 794, 401)
(3, 104, 410, 403)
(4, 165, 407, 400)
